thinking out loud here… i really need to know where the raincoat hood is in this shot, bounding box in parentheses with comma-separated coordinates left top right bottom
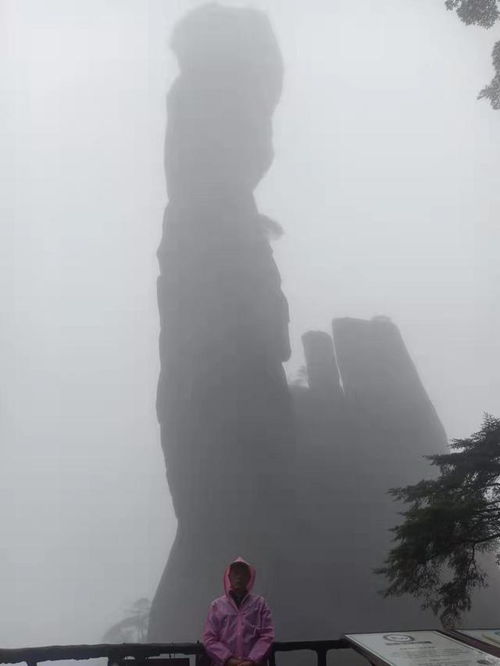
(223, 556, 256, 596)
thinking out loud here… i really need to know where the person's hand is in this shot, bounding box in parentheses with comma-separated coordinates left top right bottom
(226, 659, 243, 666)
(238, 661, 255, 666)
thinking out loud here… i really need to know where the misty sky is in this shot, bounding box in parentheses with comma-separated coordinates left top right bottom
(1, 0, 499, 648)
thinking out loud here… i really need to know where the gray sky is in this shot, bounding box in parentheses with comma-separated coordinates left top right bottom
(1, 0, 499, 648)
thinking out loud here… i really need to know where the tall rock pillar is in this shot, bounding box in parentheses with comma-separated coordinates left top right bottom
(149, 5, 295, 641)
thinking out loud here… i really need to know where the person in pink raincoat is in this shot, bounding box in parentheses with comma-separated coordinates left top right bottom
(203, 558, 275, 666)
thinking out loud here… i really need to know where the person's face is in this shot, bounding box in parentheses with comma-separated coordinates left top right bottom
(229, 564, 251, 592)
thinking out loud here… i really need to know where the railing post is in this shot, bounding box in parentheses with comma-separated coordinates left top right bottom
(269, 650, 277, 666)
(316, 648, 327, 666)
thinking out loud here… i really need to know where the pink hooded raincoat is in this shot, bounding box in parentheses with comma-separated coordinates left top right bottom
(203, 557, 275, 665)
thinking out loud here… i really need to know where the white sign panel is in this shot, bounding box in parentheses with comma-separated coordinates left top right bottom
(458, 630, 500, 650)
(345, 630, 500, 666)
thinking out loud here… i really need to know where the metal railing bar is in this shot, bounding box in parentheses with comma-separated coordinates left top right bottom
(0, 640, 354, 666)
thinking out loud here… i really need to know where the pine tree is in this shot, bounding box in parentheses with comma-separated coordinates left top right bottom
(445, 0, 500, 108)
(102, 598, 151, 643)
(376, 414, 500, 626)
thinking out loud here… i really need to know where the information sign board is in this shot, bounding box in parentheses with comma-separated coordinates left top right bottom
(345, 630, 500, 666)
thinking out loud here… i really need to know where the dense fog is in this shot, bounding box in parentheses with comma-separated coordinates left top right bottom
(1, 0, 499, 649)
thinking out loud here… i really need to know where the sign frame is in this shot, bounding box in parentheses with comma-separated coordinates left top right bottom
(446, 628, 500, 658)
(344, 629, 500, 666)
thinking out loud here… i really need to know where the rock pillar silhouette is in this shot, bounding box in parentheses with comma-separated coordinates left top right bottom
(149, 5, 295, 641)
